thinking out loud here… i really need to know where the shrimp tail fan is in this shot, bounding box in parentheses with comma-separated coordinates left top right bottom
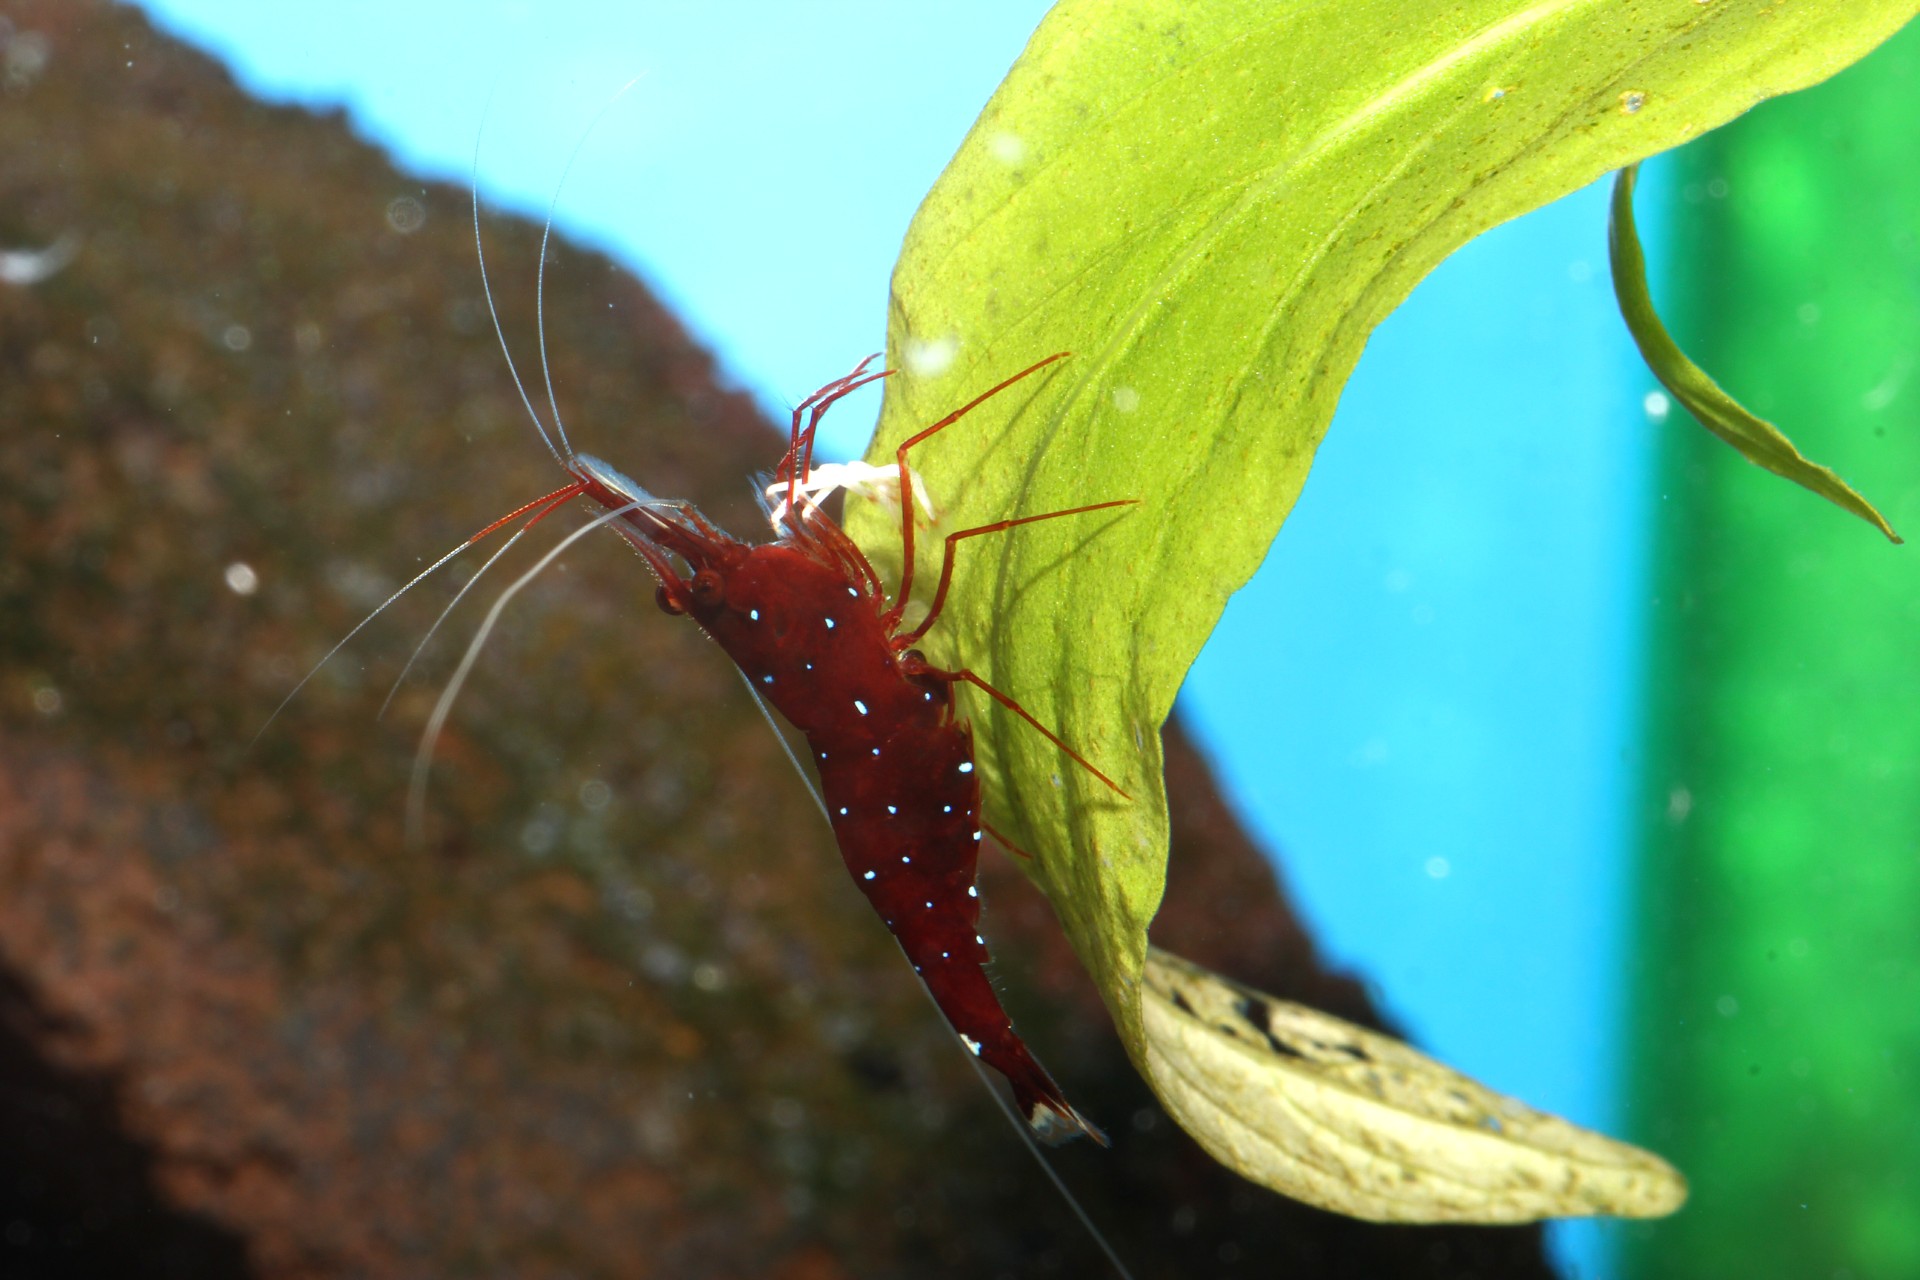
(1013, 1068, 1109, 1147)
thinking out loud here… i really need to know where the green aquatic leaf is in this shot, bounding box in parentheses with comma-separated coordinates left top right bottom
(845, 0, 1915, 1213)
(1609, 163, 1901, 543)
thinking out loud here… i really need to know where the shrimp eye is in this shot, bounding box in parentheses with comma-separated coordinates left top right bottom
(655, 584, 686, 616)
(690, 569, 724, 609)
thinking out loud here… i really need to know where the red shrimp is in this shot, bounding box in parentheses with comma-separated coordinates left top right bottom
(265, 127, 1131, 1147)
(552, 353, 1133, 1144)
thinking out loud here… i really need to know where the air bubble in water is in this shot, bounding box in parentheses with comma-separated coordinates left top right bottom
(386, 195, 427, 234)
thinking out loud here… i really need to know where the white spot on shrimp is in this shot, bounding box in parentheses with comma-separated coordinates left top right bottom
(871, 748, 881, 757)
(974, 934, 984, 945)
(853, 699, 868, 716)
(804, 662, 814, 671)
(837, 807, 849, 817)
(958, 762, 973, 774)
(972, 831, 982, 842)
(1111, 386, 1140, 413)
(222, 324, 252, 352)
(223, 561, 259, 595)
(988, 132, 1026, 164)
(924, 901, 934, 910)
(761, 674, 774, 685)
(901, 855, 911, 864)
(967, 886, 978, 899)
(824, 617, 836, 629)
(1620, 90, 1647, 114)
(846, 586, 859, 598)
(886, 804, 898, 815)
(941, 951, 950, 960)
(749, 608, 760, 621)
(942, 805, 952, 814)
(863, 870, 875, 881)
(960, 1034, 982, 1056)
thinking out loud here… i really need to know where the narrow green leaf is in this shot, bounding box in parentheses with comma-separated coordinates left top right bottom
(1610, 164, 1901, 543)
(1143, 949, 1689, 1222)
(845, 0, 1916, 1206)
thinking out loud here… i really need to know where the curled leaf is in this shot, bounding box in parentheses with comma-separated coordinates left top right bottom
(1142, 949, 1689, 1224)
(1610, 163, 1901, 543)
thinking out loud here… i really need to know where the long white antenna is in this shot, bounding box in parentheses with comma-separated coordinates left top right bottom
(406, 501, 646, 842)
(957, 1048, 1136, 1280)
(470, 94, 567, 468)
(535, 76, 647, 461)
(251, 535, 485, 747)
(377, 514, 549, 720)
(734, 668, 831, 824)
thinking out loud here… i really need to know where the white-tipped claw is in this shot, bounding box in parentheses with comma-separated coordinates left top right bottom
(765, 461, 936, 529)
